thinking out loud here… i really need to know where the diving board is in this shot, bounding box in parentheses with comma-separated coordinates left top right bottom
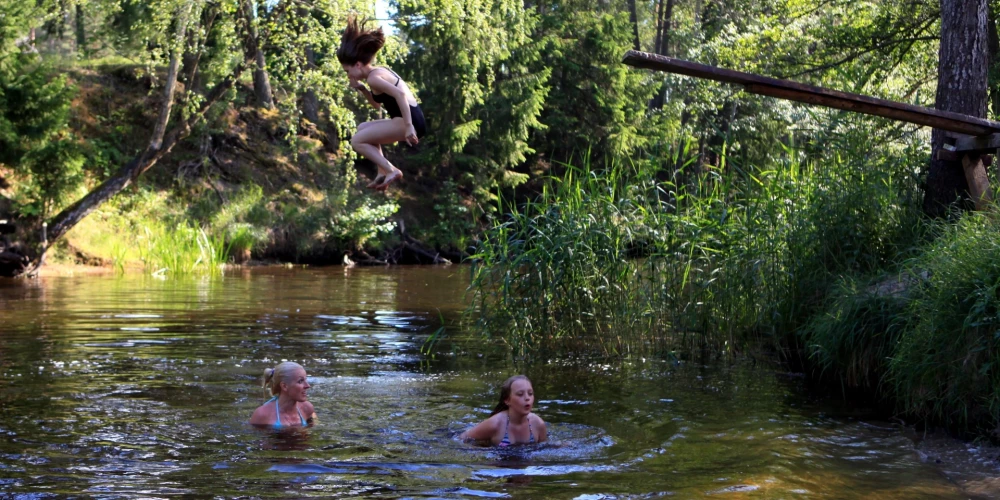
(622, 50, 1000, 141)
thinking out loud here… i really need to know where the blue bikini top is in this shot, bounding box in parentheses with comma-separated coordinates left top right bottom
(269, 396, 307, 429)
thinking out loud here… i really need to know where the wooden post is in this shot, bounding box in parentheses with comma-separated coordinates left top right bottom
(962, 154, 992, 210)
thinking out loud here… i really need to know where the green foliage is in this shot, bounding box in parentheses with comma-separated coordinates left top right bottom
(801, 276, 909, 394)
(329, 200, 399, 250)
(225, 223, 267, 255)
(66, 188, 227, 274)
(255, 1, 372, 139)
(890, 214, 1000, 433)
(18, 133, 86, 217)
(394, 0, 549, 191)
(0, 51, 84, 217)
(810, 209, 1000, 434)
(264, 159, 400, 256)
(534, 11, 657, 160)
(469, 125, 927, 358)
(469, 159, 673, 357)
(428, 179, 477, 250)
(137, 221, 229, 275)
(205, 184, 270, 259)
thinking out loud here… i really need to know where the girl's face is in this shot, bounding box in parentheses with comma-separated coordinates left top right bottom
(342, 62, 364, 81)
(281, 367, 311, 403)
(505, 379, 534, 416)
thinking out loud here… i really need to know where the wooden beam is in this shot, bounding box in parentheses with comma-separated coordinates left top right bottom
(954, 133, 1000, 152)
(623, 50, 1000, 137)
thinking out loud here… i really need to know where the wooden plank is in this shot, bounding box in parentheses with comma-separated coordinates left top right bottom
(623, 50, 1000, 137)
(954, 133, 1000, 152)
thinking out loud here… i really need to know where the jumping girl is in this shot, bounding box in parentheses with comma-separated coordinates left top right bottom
(337, 14, 427, 191)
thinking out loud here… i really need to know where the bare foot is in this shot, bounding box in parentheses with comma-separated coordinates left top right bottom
(366, 174, 385, 189)
(375, 169, 403, 191)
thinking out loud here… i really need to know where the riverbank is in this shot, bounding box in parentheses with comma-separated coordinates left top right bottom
(0, 62, 475, 277)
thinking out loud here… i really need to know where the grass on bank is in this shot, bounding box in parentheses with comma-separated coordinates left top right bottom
(60, 179, 399, 274)
(468, 130, 927, 359)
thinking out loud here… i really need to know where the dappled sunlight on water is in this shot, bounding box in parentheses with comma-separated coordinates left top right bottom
(1, 266, 999, 498)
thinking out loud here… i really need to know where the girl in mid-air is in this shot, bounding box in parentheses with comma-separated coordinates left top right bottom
(461, 375, 548, 446)
(337, 14, 427, 191)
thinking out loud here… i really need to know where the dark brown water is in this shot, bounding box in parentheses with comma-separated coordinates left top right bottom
(0, 266, 997, 498)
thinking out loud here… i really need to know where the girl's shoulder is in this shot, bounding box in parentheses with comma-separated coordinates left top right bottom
(367, 67, 394, 81)
(529, 412, 546, 426)
(249, 402, 275, 425)
(301, 400, 315, 415)
(484, 411, 505, 427)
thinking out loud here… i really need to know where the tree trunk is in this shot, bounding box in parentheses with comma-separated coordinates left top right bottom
(181, 47, 201, 93)
(302, 44, 321, 124)
(74, 3, 85, 54)
(987, 5, 1000, 117)
(654, 0, 665, 55)
(650, 0, 675, 109)
(244, 1, 273, 109)
(922, 0, 990, 217)
(150, 6, 190, 150)
(299, 8, 320, 125)
(253, 49, 274, 109)
(661, 0, 675, 56)
(626, 0, 641, 51)
(181, 7, 217, 94)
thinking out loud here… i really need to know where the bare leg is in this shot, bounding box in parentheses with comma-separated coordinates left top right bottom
(366, 149, 385, 188)
(350, 119, 409, 191)
(355, 120, 393, 188)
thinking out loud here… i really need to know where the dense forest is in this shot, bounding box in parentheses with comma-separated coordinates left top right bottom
(4, 0, 1000, 437)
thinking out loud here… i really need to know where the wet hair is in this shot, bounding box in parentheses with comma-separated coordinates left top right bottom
(262, 361, 305, 397)
(336, 13, 385, 66)
(490, 375, 532, 416)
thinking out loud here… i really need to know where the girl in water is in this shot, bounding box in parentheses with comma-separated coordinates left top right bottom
(461, 375, 548, 446)
(249, 361, 316, 429)
(337, 14, 427, 191)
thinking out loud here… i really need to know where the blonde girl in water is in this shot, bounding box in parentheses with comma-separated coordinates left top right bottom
(461, 375, 548, 446)
(337, 14, 427, 191)
(249, 361, 316, 429)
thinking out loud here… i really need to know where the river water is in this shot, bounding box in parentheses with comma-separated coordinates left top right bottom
(1, 266, 999, 498)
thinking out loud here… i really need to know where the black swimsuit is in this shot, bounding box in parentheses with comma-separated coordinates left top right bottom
(369, 68, 427, 139)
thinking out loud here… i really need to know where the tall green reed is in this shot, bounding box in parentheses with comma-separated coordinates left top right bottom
(468, 129, 926, 359)
(888, 212, 1000, 434)
(137, 222, 229, 275)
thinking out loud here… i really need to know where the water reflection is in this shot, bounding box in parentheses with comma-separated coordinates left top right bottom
(0, 267, 998, 498)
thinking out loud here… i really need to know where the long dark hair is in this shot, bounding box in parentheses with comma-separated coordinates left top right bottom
(336, 13, 385, 65)
(490, 375, 531, 416)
